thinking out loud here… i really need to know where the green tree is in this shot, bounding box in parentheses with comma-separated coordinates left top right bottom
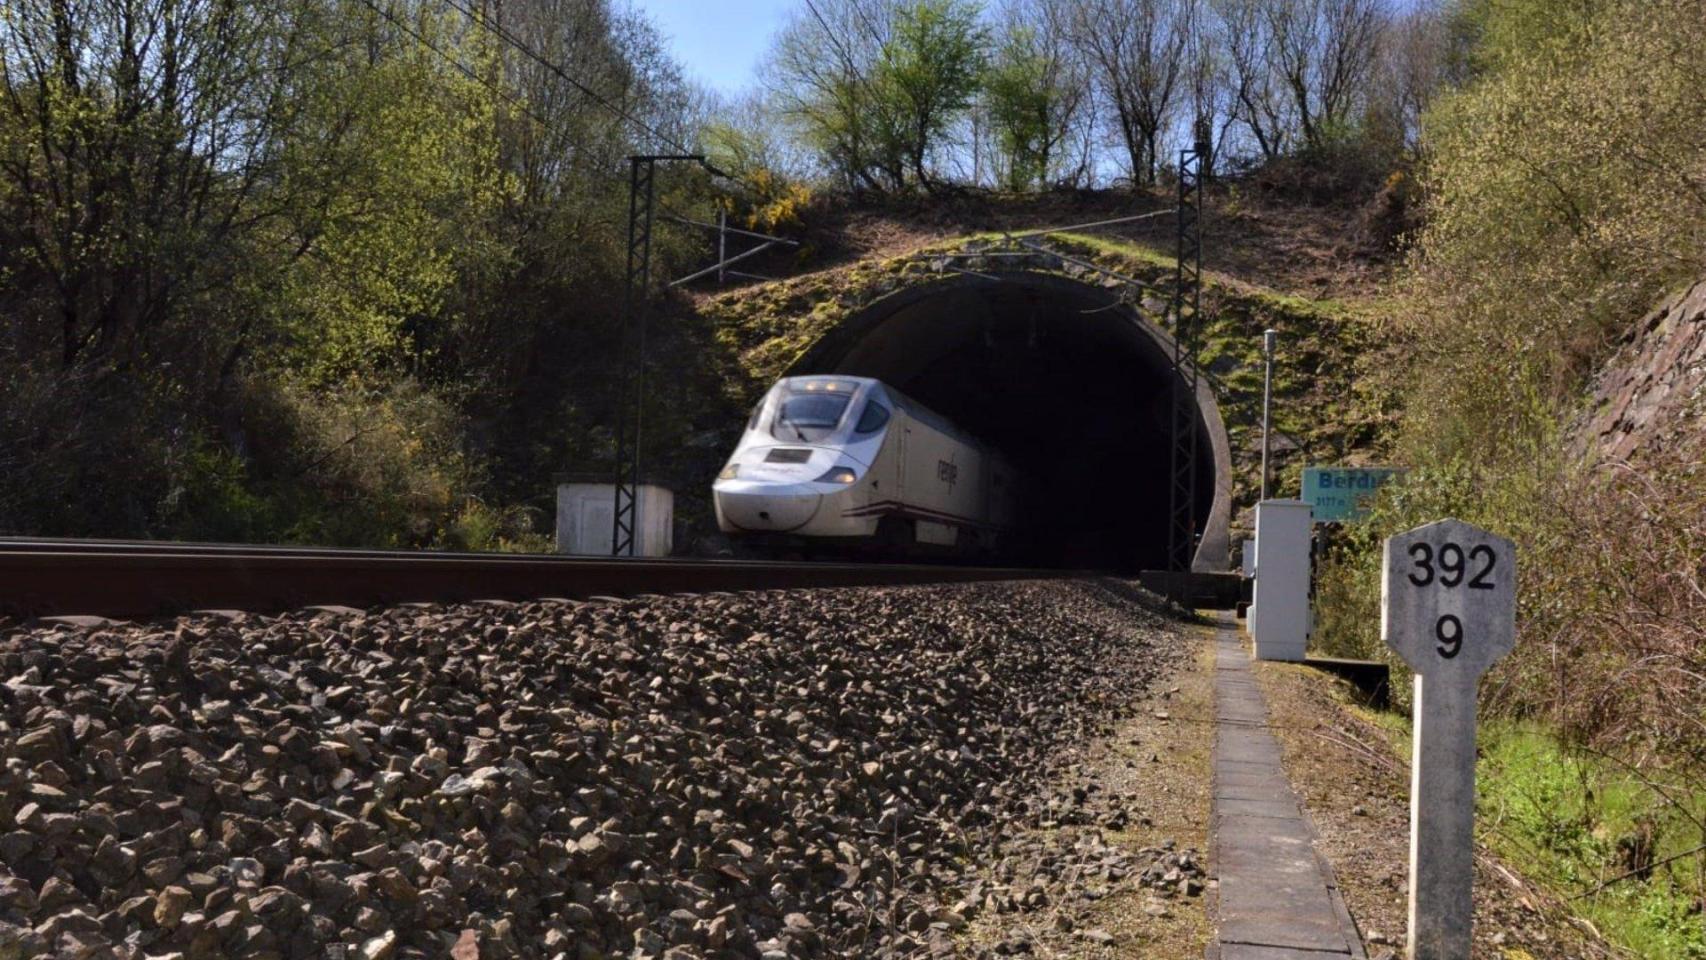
(273, 4, 511, 386)
(0, 0, 712, 542)
(766, 0, 905, 191)
(0, 0, 303, 371)
(0, 0, 321, 532)
(766, 0, 986, 193)
(981, 9, 1089, 190)
(872, 0, 989, 191)
(1068, 0, 1194, 185)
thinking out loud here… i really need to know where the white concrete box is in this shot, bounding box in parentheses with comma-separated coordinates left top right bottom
(1251, 499, 1312, 662)
(556, 484, 674, 557)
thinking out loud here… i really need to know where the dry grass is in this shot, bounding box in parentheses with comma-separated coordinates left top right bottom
(784, 185, 1401, 305)
(1253, 659, 1622, 959)
(1513, 449, 1706, 755)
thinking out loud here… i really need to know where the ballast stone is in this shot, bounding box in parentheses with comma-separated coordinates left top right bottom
(0, 580, 1183, 958)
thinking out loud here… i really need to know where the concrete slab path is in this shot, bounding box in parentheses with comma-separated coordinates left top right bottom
(1209, 622, 1366, 960)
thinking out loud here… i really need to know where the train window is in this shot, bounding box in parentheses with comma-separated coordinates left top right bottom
(746, 399, 765, 430)
(778, 394, 849, 427)
(854, 401, 890, 434)
(772, 391, 851, 440)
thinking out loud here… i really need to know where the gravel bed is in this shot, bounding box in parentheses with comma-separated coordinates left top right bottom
(0, 579, 1185, 959)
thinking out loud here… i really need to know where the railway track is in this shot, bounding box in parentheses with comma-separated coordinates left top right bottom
(0, 538, 1065, 621)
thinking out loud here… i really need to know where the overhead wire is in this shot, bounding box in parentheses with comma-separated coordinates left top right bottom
(437, 0, 729, 178)
(353, 0, 557, 130)
(801, 0, 868, 77)
(354, 0, 734, 185)
(438, 0, 678, 151)
(351, 0, 764, 270)
(843, 0, 892, 52)
(353, 0, 648, 205)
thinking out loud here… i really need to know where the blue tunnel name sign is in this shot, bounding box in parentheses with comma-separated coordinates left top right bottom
(1302, 466, 1406, 522)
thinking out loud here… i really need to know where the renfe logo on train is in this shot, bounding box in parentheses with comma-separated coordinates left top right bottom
(1301, 466, 1405, 522)
(1381, 518, 1516, 960)
(936, 459, 958, 489)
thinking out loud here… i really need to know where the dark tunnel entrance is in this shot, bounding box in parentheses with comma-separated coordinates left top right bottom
(789, 272, 1231, 572)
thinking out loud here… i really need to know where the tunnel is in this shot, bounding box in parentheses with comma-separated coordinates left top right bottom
(789, 271, 1231, 572)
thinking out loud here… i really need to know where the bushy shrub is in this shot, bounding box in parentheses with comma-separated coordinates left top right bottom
(1314, 0, 1706, 763)
(224, 377, 477, 546)
(435, 498, 551, 553)
(733, 169, 815, 235)
(0, 363, 179, 537)
(166, 446, 286, 544)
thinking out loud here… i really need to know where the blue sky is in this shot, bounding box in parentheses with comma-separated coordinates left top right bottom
(631, 0, 797, 97)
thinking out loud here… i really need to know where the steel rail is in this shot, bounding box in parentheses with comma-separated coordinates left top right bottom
(0, 539, 1068, 622)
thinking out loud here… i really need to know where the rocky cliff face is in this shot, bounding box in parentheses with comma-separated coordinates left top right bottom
(1579, 279, 1706, 464)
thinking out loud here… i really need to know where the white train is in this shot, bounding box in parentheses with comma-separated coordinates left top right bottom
(713, 376, 1016, 555)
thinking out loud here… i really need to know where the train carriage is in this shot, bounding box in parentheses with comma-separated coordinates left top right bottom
(713, 376, 1015, 556)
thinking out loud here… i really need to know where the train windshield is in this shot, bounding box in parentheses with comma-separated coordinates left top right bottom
(771, 379, 858, 441)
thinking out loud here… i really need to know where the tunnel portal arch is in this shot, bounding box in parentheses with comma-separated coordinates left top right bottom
(788, 270, 1231, 573)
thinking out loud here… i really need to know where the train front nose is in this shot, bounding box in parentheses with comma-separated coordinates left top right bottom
(714, 484, 823, 533)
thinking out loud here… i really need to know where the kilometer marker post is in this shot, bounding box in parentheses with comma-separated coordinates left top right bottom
(1381, 518, 1516, 960)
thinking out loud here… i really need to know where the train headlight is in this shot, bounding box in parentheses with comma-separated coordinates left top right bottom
(815, 466, 857, 485)
(717, 463, 741, 480)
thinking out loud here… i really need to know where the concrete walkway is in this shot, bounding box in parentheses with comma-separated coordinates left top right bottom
(1209, 624, 1366, 960)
